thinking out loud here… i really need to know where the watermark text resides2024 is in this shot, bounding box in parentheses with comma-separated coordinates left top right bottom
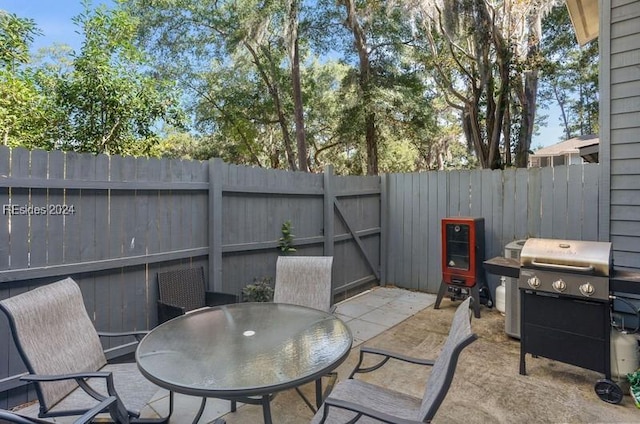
(2, 204, 76, 216)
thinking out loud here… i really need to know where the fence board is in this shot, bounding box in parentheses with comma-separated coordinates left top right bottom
(514, 169, 529, 240)
(10, 149, 29, 270)
(502, 168, 516, 242)
(0, 147, 9, 270)
(47, 151, 64, 265)
(29, 150, 47, 268)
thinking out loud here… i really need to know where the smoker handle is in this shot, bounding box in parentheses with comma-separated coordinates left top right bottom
(530, 260, 594, 273)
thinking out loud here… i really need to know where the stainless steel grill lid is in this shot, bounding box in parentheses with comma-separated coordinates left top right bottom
(519, 238, 612, 276)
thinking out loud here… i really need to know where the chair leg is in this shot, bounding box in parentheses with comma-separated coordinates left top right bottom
(321, 372, 338, 404)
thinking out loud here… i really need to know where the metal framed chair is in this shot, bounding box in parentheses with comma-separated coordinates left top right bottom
(0, 278, 173, 424)
(310, 297, 477, 424)
(274, 256, 336, 410)
(274, 256, 334, 313)
(156, 267, 238, 324)
(0, 396, 119, 424)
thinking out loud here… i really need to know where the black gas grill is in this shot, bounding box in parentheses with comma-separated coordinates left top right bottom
(517, 238, 623, 403)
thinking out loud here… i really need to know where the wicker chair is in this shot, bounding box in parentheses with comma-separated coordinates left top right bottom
(156, 267, 238, 324)
(311, 297, 477, 424)
(0, 278, 172, 424)
(0, 396, 119, 424)
(274, 256, 336, 410)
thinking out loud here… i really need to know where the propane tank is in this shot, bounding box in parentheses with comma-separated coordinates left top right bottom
(496, 276, 506, 314)
(611, 330, 639, 379)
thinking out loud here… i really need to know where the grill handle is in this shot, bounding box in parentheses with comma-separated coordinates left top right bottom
(530, 260, 594, 273)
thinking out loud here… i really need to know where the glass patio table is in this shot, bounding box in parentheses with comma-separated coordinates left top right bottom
(136, 302, 353, 424)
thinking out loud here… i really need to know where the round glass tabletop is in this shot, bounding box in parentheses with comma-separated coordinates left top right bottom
(136, 302, 352, 398)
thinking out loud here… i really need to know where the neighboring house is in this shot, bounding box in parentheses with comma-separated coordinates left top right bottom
(529, 134, 599, 167)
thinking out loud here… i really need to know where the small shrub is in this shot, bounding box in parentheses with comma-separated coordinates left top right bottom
(242, 277, 274, 302)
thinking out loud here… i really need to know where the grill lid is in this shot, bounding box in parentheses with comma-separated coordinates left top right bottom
(519, 238, 612, 276)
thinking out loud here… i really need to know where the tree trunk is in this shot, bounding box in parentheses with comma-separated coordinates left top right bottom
(342, 0, 378, 175)
(287, 0, 308, 172)
(515, 15, 542, 168)
(244, 42, 297, 171)
(291, 38, 308, 172)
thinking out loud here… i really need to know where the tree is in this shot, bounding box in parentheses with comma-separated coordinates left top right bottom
(539, 6, 599, 141)
(1, 4, 184, 154)
(50, 3, 184, 154)
(127, 0, 310, 169)
(405, 0, 557, 169)
(285, 0, 308, 171)
(0, 11, 45, 146)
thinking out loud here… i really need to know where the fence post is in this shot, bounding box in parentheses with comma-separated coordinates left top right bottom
(209, 158, 224, 292)
(323, 165, 335, 257)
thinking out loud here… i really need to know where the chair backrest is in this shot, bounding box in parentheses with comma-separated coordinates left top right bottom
(274, 256, 333, 312)
(0, 278, 107, 411)
(418, 297, 477, 422)
(157, 267, 207, 312)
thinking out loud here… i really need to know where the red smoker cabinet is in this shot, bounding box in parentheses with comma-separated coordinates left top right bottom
(434, 217, 491, 318)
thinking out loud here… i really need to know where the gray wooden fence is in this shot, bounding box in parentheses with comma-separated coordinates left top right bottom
(0, 148, 381, 409)
(0, 146, 600, 409)
(382, 164, 600, 294)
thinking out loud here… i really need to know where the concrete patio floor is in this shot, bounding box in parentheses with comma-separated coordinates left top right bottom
(16, 286, 640, 423)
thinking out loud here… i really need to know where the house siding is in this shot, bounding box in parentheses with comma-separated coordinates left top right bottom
(605, 0, 640, 270)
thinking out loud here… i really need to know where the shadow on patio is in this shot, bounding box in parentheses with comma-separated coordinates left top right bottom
(16, 286, 640, 423)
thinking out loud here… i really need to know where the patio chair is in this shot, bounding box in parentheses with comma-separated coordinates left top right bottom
(156, 266, 238, 324)
(274, 256, 334, 313)
(0, 277, 173, 424)
(274, 256, 336, 410)
(0, 396, 119, 424)
(310, 296, 477, 424)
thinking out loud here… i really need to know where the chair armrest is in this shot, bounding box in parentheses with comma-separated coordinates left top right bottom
(98, 330, 149, 342)
(21, 371, 112, 383)
(349, 346, 435, 378)
(157, 300, 186, 324)
(319, 397, 422, 424)
(23, 371, 115, 400)
(22, 374, 127, 423)
(76, 395, 120, 424)
(205, 291, 239, 306)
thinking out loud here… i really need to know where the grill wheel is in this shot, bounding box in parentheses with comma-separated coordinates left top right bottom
(594, 379, 623, 404)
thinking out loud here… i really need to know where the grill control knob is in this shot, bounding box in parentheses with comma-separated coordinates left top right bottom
(527, 276, 541, 289)
(552, 279, 567, 292)
(579, 282, 595, 297)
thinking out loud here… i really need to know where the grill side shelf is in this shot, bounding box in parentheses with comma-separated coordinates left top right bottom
(484, 256, 520, 279)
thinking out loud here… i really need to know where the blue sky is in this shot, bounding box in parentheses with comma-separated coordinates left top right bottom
(2, 0, 562, 148)
(0, 0, 114, 51)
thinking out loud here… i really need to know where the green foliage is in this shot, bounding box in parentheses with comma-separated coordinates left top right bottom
(241, 277, 274, 302)
(539, 6, 599, 140)
(0, 12, 47, 146)
(4, 1, 588, 172)
(278, 220, 297, 255)
(2, 3, 185, 153)
(0, 12, 40, 68)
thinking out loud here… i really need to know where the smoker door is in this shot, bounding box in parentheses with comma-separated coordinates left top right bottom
(519, 290, 611, 377)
